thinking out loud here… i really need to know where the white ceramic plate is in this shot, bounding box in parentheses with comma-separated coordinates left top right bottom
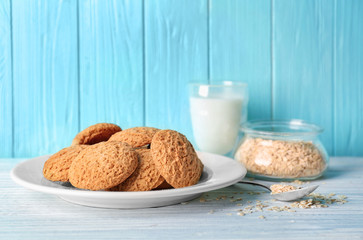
(11, 151, 246, 209)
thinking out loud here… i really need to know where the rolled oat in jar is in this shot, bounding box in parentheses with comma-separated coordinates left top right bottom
(234, 120, 328, 180)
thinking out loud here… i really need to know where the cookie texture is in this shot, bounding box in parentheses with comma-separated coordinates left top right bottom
(154, 180, 173, 190)
(109, 149, 163, 191)
(71, 123, 121, 146)
(43, 145, 88, 182)
(69, 142, 138, 190)
(151, 130, 203, 188)
(108, 127, 159, 147)
(152, 174, 166, 189)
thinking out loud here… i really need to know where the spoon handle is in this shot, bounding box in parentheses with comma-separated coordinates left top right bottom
(237, 180, 271, 192)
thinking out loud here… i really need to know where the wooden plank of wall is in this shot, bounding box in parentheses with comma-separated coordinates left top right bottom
(144, 0, 208, 140)
(335, 0, 363, 156)
(0, 0, 12, 157)
(272, 0, 334, 154)
(12, 0, 79, 157)
(210, 0, 272, 120)
(79, 0, 143, 130)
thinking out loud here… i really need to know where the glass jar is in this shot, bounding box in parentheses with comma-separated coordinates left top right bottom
(234, 120, 329, 181)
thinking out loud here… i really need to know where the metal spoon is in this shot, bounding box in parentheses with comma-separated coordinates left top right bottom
(238, 180, 319, 201)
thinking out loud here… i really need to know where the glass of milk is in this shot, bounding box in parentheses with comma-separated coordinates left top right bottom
(189, 81, 248, 155)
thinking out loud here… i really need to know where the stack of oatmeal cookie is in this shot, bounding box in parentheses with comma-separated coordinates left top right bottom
(43, 123, 203, 191)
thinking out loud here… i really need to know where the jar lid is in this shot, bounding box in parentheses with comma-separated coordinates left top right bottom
(241, 120, 323, 137)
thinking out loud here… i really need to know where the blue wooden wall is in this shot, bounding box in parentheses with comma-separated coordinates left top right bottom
(0, 0, 362, 158)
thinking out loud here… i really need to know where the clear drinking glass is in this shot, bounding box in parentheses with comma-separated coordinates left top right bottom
(189, 81, 248, 155)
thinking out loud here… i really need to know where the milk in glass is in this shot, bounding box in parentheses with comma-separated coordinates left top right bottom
(190, 97, 244, 155)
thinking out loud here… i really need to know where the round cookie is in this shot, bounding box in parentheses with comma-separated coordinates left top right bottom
(150, 130, 203, 188)
(109, 149, 164, 191)
(43, 145, 88, 182)
(71, 123, 121, 146)
(69, 141, 138, 191)
(108, 127, 159, 148)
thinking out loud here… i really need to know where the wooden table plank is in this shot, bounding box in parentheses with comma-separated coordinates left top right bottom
(0, 0, 12, 157)
(144, 0, 208, 141)
(334, 0, 363, 156)
(12, 0, 79, 157)
(78, 0, 144, 130)
(209, 0, 272, 121)
(2, 157, 362, 239)
(272, 0, 334, 154)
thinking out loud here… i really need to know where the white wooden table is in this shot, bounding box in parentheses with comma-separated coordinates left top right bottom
(1, 157, 362, 239)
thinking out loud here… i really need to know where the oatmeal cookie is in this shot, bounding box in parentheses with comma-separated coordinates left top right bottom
(108, 127, 159, 147)
(151, 130, 203, 188)
(69, 141, 138, 190)
(43, 145, 88, 182)
(109, 149, 163, 191)
(71, 123, 121, 146)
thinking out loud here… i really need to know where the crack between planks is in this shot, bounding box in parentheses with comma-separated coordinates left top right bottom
(10, 0, 14, 157)
(333, 0, 337, 156)
(76, 0, 81, 132)
(142, 0, 146, 126)
(207, 0, 210, 84)
(270, 0, 274, 120)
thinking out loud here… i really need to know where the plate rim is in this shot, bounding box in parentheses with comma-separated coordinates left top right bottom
(11, 151, 246, 199)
